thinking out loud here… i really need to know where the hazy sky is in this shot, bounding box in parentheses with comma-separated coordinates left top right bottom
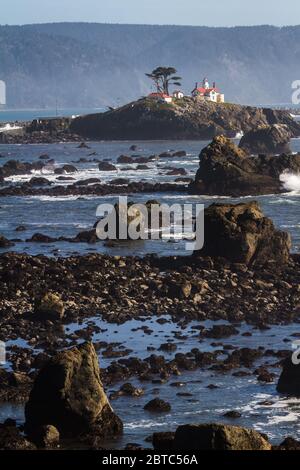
(2, 0, 300, 27)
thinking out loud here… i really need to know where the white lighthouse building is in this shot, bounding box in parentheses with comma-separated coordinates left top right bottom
(192, 77, 225, 103)
(0, 81, 6, 108)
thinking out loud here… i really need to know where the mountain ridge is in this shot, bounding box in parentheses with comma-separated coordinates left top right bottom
(0, 23, 300, 108)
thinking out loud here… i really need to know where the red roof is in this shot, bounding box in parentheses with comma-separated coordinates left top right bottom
(194, 87, 220, 94)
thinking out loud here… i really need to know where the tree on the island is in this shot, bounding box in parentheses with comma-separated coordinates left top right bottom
(146, 67, 182, 95)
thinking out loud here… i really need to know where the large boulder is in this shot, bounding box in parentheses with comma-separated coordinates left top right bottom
(173, 423, 271, 450)
(277, 356, 300, 396)
(28, 177, 52, 186)
(0, 422, 36, 450)
(54, 164, 77, 174)
(189, 135, 300, 196)
(29, 424, 60, 448)
(34, 292, 65, 321)
(0, 235, 14, 248)
(73, 228, 98, 244)
(0, 159, 44, 178)
(25, 342, 123, 438)
(198, 201, 291, 266)
(98, 161, 116, 171)
(144, 398, 171, 413)
(239, 124, 292, 155)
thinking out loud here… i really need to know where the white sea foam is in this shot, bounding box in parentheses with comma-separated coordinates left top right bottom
(234, 131, 244, 139)
(124, 419, 174, 430)
(280, 172, 300, 193)
(263, 412, 299, 426)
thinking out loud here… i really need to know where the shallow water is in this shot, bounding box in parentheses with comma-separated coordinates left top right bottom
(0, 139, 300, 257)
(0, 108, 105, 123)
(1, 138, 300, 448)
(2, 316, 300, 447)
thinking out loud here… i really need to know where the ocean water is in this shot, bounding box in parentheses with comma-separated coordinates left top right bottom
(1, 137, 300, 448)
(0, 108, 105, 123)
(2, 317, 300, 448)
(0, 139, 300, 257)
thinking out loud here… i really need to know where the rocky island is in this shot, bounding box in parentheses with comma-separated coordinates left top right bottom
(189, 135, 300, 196)
(71, 97, 300, 141)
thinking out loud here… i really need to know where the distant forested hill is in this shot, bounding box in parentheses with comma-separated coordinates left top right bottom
(0, 23, 300, 108)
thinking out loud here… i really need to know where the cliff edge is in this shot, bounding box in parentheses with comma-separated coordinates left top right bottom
(71, 97, 300, 141)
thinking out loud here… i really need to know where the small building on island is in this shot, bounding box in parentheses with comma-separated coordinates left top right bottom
(148, 92, 173, 103)
(192, 78, 225, 103)
(173, 90, 184, 99)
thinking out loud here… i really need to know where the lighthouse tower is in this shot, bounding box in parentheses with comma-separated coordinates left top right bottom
(203, 78, 210, 89)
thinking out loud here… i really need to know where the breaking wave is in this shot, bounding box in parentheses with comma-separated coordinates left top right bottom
(280, 172, 300, 192)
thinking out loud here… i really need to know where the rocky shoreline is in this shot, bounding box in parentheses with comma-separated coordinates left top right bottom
(70, 98, 300, 141)
(1, 132, 300, 451)
(0, 181, 186, 198)
(190, 135, 300, 196)
(1, 225, 300, 449)
(2, 99, 300, 145)
(1, 137, 300, 199)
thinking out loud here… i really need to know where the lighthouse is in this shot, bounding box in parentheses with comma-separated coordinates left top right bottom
(191, 78, 225, 103)
(203, 78, 210, 89)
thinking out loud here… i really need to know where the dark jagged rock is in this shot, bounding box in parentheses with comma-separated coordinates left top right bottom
(277, 356, 300, 395)
(75, 178, 101, 186)
(166, 168, 187, 176)
(277, 437, 300, 450)
(25, 342, 123, 438)
(28, 177, 52, 186)
(34, 292, 65, 321)
(0, 235, 14, 248)
(15, 225, 27, 232)
(29, 424, 60, 448)
(256, 367, 275, 383)
(117, 155, 134, 164)
(223, 410, 242, 419)
(0, 251, 298, 330)
(73, 228, 98, 244)
(198, 201, 291, 266)
(189, 135, 300, 196)
(26, 233, 57, 243)
(144, 398, 171, 413)
(77, 142, 90, 149)
(159, 343, 177, 352)
(70, 97, 300, 141)
(0, 421, 36, 450)
(173, 423, 271, 450)
(172, 151, 187, 157)
(98, 162, 117, 171)
(56, 176, 75, 181)
(0, 159, 45, 179)
(239, 124, 292, 155)
(109, 178, 130, 185)
(152, 432, 175, 450)
(0, 369, 32, 403)
(203, 324, 239, 339)
(136, 164, 150, 170)
(0, 181, 185, 197)
(54, 164, 77, 174)
(134, 155, 154, 163)
(2, 118, 81, 145)
(110, 383, 144, 400)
